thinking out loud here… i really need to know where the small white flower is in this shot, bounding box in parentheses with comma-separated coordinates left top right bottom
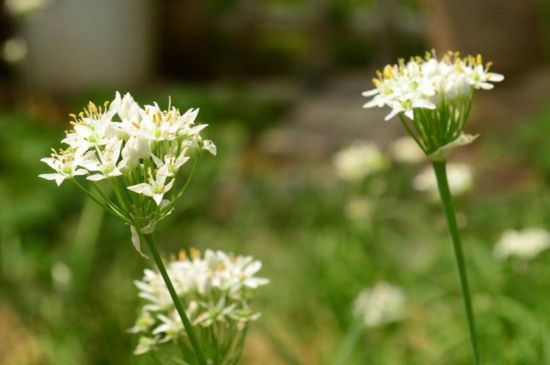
(344, 197, 373, 222)
(110, 91, 142, 121)
(82, 138, 126, 181)
(121, 135, 151, 169)
(389, 136, 425, 163)
(413, 163, 473, 198)
(154, 150, 189, 177)
(39, 148, 88, 185)
(494, 228, 550, 261)
(353, 282, 406, 328)
(51, 261, 72, 290)
(334, 141, 388, 182)
(133, 336, 158, 355)
(127, 171, 175, 206)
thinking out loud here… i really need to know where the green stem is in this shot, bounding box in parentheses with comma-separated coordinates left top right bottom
(432, 160, 480, 365)
(142, 233, 207, 365)
(332, 320, 364, 365)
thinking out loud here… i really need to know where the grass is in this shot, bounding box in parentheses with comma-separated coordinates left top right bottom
(1, 88, 550, 364)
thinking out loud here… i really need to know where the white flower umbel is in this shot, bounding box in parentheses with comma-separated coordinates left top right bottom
(334, 141, 388, 182)
(390, 136, 425, 164)
(40, 93, 217, 365)
(363, 51, 503, 160)
(413, 163, 473, 199)
(39, 92, 216, 255)
(353, 282, 406, 328)
(130, 249, 269, 363)
(494, 228, 550, 261)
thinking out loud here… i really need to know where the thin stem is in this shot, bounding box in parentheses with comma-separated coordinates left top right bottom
(432, 160, 480, 365)
(142, 233, 207, 365)
(332, 320, 364, 365)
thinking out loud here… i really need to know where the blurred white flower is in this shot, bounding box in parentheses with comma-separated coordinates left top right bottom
(334, 141, 388, 182)
(494, 228, 550, 261)
(413, 163, 473, 198)
(131, 249, 268, 357)
(5, 0, 51, 17)
(51, 261, 72, 290)
(353, 282, 406, 328)
(389, 136, 425, 164)
(2, 37, 27, 64)
(345, 197, 373, 222)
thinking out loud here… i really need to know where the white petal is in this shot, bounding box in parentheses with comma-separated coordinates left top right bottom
(87, 174, 106, 181)
(488, 73, 504, 82)
(153, 194, 163, 206)
(385, 108, 401, 121)
(128, 183, 149, 194)
(203, 140, 217, 156)
(362, 88, 379, 97)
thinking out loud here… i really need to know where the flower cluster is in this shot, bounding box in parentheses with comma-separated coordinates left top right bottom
(130, 249, 269, 361)
(353, 282, 406, 328)
(333, 141, 388, 182)
(363, 51, 503, 159)
(389, 136, 425, 164)
(39, 92, 215, 253)
(494, 228, 550, 261)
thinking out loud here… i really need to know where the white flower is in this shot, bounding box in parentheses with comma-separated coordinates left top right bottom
(334, 141, 388, 182)
(121, 135, 151, 169)
(5, 0, 51, 17)
(39, 92, 216, 253)
(389, 136, 425, 163)
(39, 148, 88, 185)
(363, 52, 504, 121)
(413, 163, 473, 198)
(133, 336, 158, 355)
(110, 91, 142, 121)
(494, 228, 550, 261)
(131, 249, 268, 356)
(345, 197, 373, 222)
(82, 138, 126, 181)
(2, 37, 27, 64)
(154, 150, 189, 177)
(353, 282, 406, 328)
(128, 171, 174, 206)
(362, 51, 503, 157)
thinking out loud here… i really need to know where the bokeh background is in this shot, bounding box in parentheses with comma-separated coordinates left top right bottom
(1, 0, 550, 364)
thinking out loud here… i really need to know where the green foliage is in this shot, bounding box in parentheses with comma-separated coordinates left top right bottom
(1, 92, 550, 364)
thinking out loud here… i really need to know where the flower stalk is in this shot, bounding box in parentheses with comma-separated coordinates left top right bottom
(432, 160, 480, 364)
(141, 233, 208, 365)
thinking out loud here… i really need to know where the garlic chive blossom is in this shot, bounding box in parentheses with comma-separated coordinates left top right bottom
(39, 92, 216, 254)
(363, 51, 503, 160)
(130, 248, 269, 361)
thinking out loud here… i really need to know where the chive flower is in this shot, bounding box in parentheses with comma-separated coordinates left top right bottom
(130, 249, 269, 362)
(362, 51, 503, 160)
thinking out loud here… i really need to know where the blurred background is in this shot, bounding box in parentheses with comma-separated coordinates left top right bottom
(1, 0, 550, 364)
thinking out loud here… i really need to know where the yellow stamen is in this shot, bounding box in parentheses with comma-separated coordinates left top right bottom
(190, 247, 201, 259)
